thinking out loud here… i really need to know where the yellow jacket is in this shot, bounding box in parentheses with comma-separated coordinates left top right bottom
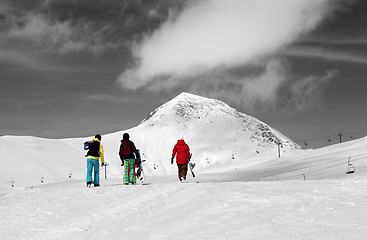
(87, 138, 104, 163)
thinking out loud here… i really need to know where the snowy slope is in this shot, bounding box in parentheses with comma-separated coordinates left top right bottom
(199, 136, 367, 182)
(0, 92, 301, 188)
(2, 94, 367, 239)
(1, 135, 367, 240)
(1, 170, 367, 239)
(2, 136, 366, 239)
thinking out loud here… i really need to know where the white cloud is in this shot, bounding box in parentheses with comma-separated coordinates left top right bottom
(240, 60, 286, 107)
(118, 0, 341, 91)
(302, 36, 367, 45)
(83, 94, 135, 103)
(0, 49, 64, 72)
(5, 14, 72, 46)
(289, 69, 339, 111)
(282, 46, 367, 64)
(188, 59, 288, 112)
(3, 14, 116, 54)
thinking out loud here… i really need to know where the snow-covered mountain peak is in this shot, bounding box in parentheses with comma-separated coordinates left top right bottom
(175, 91, 207, 101)
(143, 92, 235, 125)
(141, 92, 300, 153)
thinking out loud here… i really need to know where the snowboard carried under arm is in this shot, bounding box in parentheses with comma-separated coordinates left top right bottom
(136, 159, 146, 183)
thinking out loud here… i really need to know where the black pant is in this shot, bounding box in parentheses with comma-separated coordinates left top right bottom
(177, 163, 188, 181)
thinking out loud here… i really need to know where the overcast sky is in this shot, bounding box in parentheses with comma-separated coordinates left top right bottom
(1, 0, 366, 148)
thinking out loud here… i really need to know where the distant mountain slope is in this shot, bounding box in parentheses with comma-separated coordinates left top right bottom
(128, 92, 300, 173)
(1, 92, 301, 188)
(142, 92, 299, 149)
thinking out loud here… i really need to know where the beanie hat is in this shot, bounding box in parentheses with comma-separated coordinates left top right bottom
(123, 133, 129, 140)
(95, 134, 102, 140)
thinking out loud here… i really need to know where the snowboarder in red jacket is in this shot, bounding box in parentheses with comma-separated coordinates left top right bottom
(171, 138, 191, 182)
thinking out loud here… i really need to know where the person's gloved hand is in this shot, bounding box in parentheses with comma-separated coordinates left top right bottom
(171, 158, 174, 165)
(101, 162, 105, 167)
(135, 157, 141, 166)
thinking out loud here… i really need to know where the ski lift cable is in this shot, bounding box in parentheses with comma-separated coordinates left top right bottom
(301, 162, 347, 175)
(349, 153, 367, 159)
(269, 155, 367, 181)
(291, 156, 366, 179)
(245, 153, 367, 181)
(263, 161, 347, 181)
(270, 162, 349, 181)
(350, 156, 367, 162)
(294, 130, 367, 145)
(249, 156, 349, 180)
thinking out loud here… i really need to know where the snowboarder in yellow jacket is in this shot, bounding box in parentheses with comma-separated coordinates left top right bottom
(86, 134, 105, 187)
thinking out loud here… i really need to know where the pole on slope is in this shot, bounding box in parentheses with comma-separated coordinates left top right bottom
(277, 142, 282, 158)
(104, 162, 109, 179)
(338, 132, 343, 143)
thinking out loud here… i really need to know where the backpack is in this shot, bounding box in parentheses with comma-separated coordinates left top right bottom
(84, 140, 94, 150)
(121, 140, 132, 157)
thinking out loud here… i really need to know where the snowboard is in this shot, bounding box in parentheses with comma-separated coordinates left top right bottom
(136, 159, 147, 184)
(188, 154, 195, 178)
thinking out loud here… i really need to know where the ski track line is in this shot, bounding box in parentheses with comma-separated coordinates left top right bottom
(77, 182, 204, 239)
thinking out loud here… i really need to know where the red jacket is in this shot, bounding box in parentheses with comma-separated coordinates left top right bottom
(172, 140, 191, 164)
